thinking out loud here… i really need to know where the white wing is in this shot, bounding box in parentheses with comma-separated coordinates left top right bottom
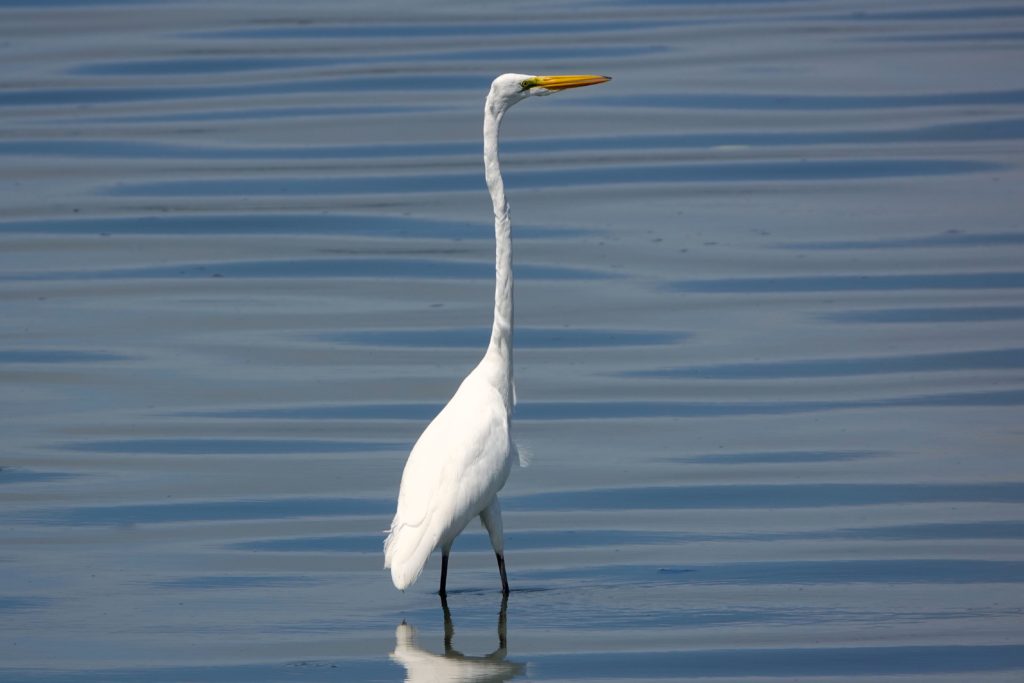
(385, 368, 512, 590)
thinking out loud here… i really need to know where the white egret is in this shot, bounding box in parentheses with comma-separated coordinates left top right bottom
(384, 73, 610, 595)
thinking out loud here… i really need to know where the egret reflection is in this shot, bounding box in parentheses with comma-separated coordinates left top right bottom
(391, 596, 525, 682)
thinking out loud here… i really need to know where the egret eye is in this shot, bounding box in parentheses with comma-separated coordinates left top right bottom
(519, 80, 531, 91)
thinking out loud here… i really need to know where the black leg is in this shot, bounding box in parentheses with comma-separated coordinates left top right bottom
(496, 552, 509, 595)
(498, 592, 509, 651)
(440, 593, 454, 653)
(439, 552, 449, 597)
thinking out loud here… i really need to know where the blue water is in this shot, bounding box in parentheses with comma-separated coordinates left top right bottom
(2, 0, 1023, 681)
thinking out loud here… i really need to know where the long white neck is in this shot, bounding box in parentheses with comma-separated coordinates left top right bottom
(483, 93, 514, 411)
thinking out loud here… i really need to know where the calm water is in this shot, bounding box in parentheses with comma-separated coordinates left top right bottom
(2, 0, 1023, 680)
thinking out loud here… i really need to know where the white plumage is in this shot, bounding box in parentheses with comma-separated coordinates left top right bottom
(384, 72, 610, 595)
(385, 360, 513, 591)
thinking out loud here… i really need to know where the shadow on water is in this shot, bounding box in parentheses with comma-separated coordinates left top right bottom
(392, 595, 525, 682)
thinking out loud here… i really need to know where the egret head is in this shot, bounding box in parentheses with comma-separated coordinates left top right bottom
(488, 72, 610, 112)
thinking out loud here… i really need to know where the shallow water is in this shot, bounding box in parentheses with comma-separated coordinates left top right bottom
(2, 0, 1023, 680)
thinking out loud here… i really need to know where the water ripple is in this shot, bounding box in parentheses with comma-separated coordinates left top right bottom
(5, 257, 611, 282)
(673, 272, 1024, 293)
(8, 118, 1024, 158)
(0, 349, 128, 364)
(0, 74, 484, 108)
(0, 469, 77, 485)
(590, 88, 1024, 111)
(186, 388, 1024, 422)
(4, 0, 1022, 676)
(64, 439, 399, 455)
(533, 559, 1024, 585)
(326, 328, 685, 349)
(73, 46, 660, 77)
(780, 230, 1024, 250)
(0, 213, 581, 239)
(191, 19, 675, 41)
(626, 347, 1024, 379)
(152, 575, 313, 590)
(823, 306, 1024, 324)
(230, 521, 1024, 554)
(106, 159, 1000, 197)
(509, 482, 1024, 512)
(683, 450, 877, 464)
(21, 481, 1023, 527)
(532, 643, 1024, 678)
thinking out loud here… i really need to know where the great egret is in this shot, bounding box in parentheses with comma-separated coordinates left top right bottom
(384, 73, 610, 595)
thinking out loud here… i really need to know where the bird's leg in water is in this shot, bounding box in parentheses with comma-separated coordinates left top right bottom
(484, 592, 510, 659)
(441, 594, 455, 653)
(496, 553, 510, 595)
(439, 552, 450, 597)
(497, 592, 509, 651)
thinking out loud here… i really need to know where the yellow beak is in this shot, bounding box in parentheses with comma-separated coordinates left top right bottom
(527, 74, 611, 91)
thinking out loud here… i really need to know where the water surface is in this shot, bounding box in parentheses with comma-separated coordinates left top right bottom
(2, 0, 1023, 681)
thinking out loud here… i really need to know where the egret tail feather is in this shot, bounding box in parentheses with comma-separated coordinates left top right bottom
(384, 521, 435, 591)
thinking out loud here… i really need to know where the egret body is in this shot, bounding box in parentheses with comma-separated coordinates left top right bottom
(384, 73, 610, 595)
